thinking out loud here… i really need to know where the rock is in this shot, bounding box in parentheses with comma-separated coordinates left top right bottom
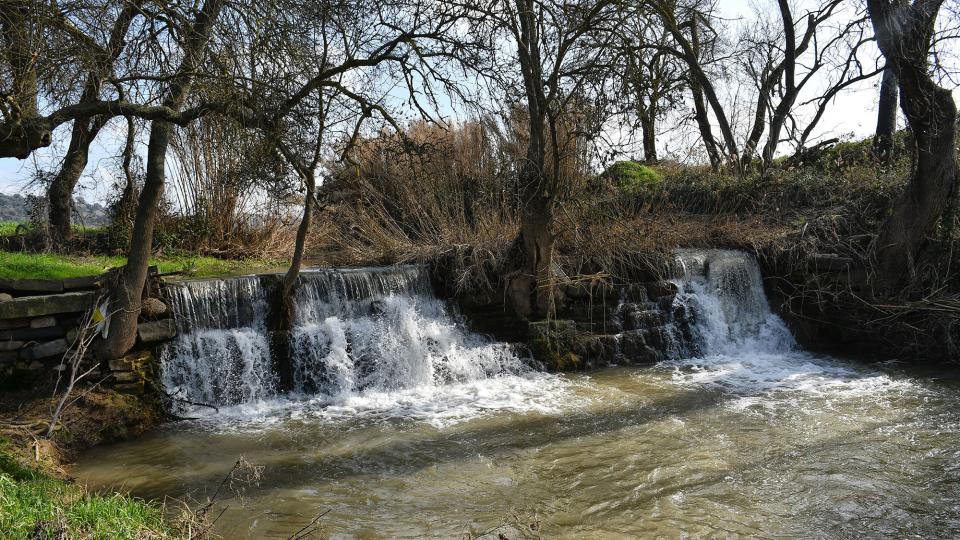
(27, 361, 43, 370)
(62, 275, 101, 291)
(0, 317, 28, 330)
(30, 316, 56, 329)
(112, 370, 141, 383)
(0, 291, 96, 319)
(114, 381, 145, 395)
(618, 331, 659, 363)
(137, 319, 176, 344)
(0, 340, 22, 351)
(108, 350, 153, 372)
(0, 293, 12, 301)
(140, 297, 168, 318)
(22, 339, 69, 359)
(0, 278, 64, 294)
(65, 328, 79, 343)
(645, 280, 678, 299)
(0, 326, 64, 341)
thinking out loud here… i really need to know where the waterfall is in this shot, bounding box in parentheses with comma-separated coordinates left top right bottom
(160, 277, 276, 407)
(667, 249, 796, 358)
(159, 253, 803, 417)
(663, 249, 840, 397)
(160, 266, 531, 414)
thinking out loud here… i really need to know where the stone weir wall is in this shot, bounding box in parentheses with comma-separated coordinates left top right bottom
(0, 270, 176, 394)
(441, 272, 682, 371)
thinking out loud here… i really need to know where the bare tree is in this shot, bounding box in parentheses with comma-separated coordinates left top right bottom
(46, 0, 143, 247)
(468, 0, 620, 318)
(867, 0, 958, 287)
(98, 0, 226, 360)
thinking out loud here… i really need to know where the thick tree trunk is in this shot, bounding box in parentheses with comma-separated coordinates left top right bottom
(868, 0, 958, 288)
(514, 180, 554, 319)
(47, 1, 139, 247)
(640, 110, 658, 164)
(873, 66, 898, 160)
(97, 0, 224, 360)
(48, 122, 96, 246)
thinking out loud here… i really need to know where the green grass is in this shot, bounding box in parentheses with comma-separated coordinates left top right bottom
(0, 251, 286, 280)
(0, 221, 104, 237)
(0, 440, 172, 539)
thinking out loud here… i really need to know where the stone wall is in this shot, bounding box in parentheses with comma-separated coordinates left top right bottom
(446, 275, 681, 371)
(0, 271, 176, 394)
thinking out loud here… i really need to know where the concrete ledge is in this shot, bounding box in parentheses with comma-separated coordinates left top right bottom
(0, 291, 96, 319)
(0, 278, 64, 294)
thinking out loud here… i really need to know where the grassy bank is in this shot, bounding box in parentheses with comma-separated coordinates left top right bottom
(0, 438, 173, 539)
(0, 251, 286, 280)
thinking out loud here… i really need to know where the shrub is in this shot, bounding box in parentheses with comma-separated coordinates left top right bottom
(604, 161, 662, 193)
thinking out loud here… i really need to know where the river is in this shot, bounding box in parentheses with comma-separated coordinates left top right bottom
(72, 253, 960, 538)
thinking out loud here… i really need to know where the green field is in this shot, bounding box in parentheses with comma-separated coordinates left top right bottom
(0, 251, 285, 280)
(0, 221, 103, 237)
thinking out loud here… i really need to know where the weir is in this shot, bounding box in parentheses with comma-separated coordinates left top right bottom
(159, 250, 794, 413)
(159, 266, 528, 412)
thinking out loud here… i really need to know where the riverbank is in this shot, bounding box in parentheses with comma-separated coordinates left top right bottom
(0, 388, 176, 539)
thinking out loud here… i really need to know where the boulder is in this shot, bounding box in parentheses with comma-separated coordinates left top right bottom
(0, 293, 12, 302)
(0, 291, 96, 319)
(137, 319, 177, 344)
(140, 297, 169, 318)
(21, 339, 69, 360)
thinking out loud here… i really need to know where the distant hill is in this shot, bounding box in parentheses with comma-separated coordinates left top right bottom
(0, 192, 109, 226)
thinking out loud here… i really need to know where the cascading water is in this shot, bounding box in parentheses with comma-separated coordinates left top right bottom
(662, 249, 870, 399)
(667, 249, 796, 357)
(288, 267, 528, 398)
(160, 266, 545, 420)
(160, 277, 276, 407)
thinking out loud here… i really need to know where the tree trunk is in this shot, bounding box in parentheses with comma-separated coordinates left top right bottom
(270, 171, 316, 392)
(873, 66, 898, 160)
(97, 0, 224, 360)
(640, 109, 658, 164)
(868, 0, 958, 288)
(48, 122, 97, 246)
(47, 1, 139, 247)
(690, 83, 722, 169)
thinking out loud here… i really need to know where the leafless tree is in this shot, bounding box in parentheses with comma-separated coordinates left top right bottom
(867, 0, 958, 288)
